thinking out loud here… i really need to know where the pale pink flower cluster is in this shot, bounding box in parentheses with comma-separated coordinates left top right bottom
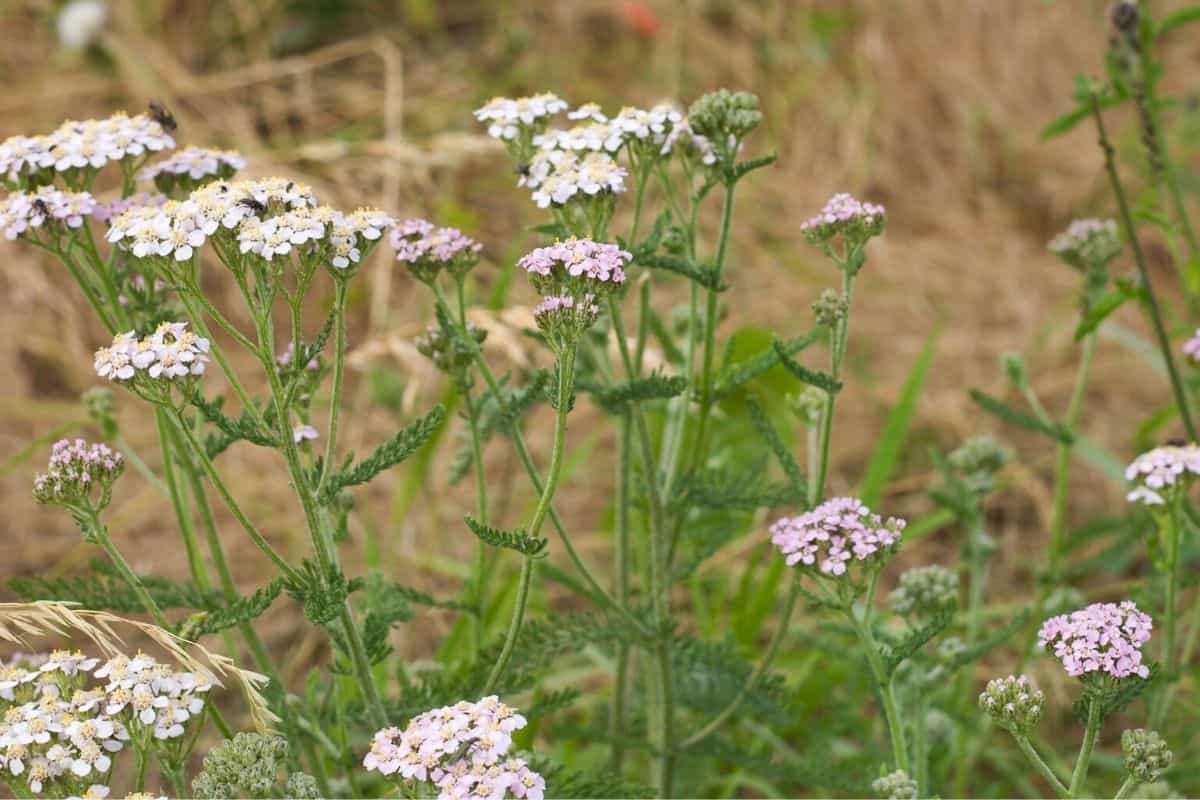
(93, 322, 210, 382)
(1124, 443, 1200, 505)
(660, 119, 718, 165)
(391, 219, 481, 267)
(138, 146, 245, 183)
(0, 187, 99, 239)
(1048, 218, 1122, 268)
(33, 439, 123, 504)
(517, 238, 630, 289)
(293, 424, 319, 443)
(610, 104, 683, 145)
(0, 113, 174, 184)
(769, 497, 905, 577)
(1038, 601, 1153, 679)
(533, 123, 623, 154)
(800, 192, 886, 244)
(1183, 329, 1200, 365)
(533, 293, 600, 337)
(475, 94, 568, 141)
(363, 696, 544, 800)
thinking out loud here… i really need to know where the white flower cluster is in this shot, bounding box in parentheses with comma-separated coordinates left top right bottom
(0, 651, 210, 798)
(0, 113, 175, 184)
(475, 94, 568, 141)
(530, 152, 627, 209)
(105, 177, 392, 269)
(1125, 443, 1200, 505)
(0, 187, 98, 240)
(138, 146, 246, 184)
(94, 322, 210, 383)
(363, 696, 545, 800)
(533, 103, 685, 156)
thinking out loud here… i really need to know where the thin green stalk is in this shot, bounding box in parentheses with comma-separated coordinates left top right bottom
(482, 343, 577, 693)
(1091, 93, 1197, 440)
(689, 183, 737, 467)
(609, 414, 632, 772)
(154, 409, 214, 597)
(678, 579, 800, 750)
(88, 508, 171, 630)
(913, 692, 929, 796)
(1069, 698, 1102, 798)
(1151, 498, 1182, 728)
(168, 410, 299, 581)
(848, 607, 909, 773)
(317, 280, 348, 491)
(1048, 333, 1097, 580)
(810, 271, 855, 506)
(1114, 775, 1139, 800)
(1015, 735, 1069, 798)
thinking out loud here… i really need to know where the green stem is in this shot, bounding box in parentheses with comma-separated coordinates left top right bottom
(678, 579, 800, 749)
(1015, 735, 1070, 798)
(89, 509, 171, 629)
(318, 280, 348, 491)
(1091, 93, 1197, 440)
(1151, 498, 1182, 729)
(1114, 775, 1139, 800)
(810, 271, 855, 505)
(482, 343, 576, 693)
(848, 606, 909, 773)
(155, 409, 213, 596)
(168, 409, 299, 581)
(1068, 698, 1102, 798)
(609, 412, 633, 772)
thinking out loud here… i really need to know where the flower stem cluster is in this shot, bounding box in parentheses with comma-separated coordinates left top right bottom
(517, 238, 629, 351)
(415, 321, 487, 384)
(191, 732, 318, 799)
(801, 193, 886, 272)
(888, 564, 959, 620)
(686, 89, 762, 172)
(947, 435, 1012, 495)
(1048, 218, 1122, 311)
(1121, 728, 1173, 784)
(871, 769, 918, 800)
(391, 218, 482, 285)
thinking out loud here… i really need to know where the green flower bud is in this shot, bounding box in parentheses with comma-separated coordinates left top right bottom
(789, 386, 826, 427)
(872, 769, 917, 800)
(1122, 729, 1173, 784)
(948, 435, 1011, 494)
(888, 565, 959, 619)
(978, 674, 1044, 734)
(812, 288, 848, 328)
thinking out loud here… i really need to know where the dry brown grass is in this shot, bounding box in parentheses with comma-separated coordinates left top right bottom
(1, 0, 1196, 693)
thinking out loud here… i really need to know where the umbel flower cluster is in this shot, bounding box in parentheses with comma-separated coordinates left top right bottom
(769, 497, 905, 579)
(978, 674, 1046, 734)
(191, 732, 318, 800)
(138, 147, 245, 193)
(32, 439, 124, 509)
(1048, 218, 1123, 269)
(800, 192, 887, 249)
(0, 187, 99, 240)
(1124, 443, 1200, 505)
(518, 238, 630, 348)
(0, 112, 174, 186)
(0, 651, 211, 798)
(363, 697, 544, 800)
(93, 323, 210, 385)
(391, 218, 481, 285)
(1038, 601, 1153, 679)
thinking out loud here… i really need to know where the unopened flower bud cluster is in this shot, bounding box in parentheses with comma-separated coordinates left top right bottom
(888, 564, 959, 619)
(871, 769, 917, 800)
(1048, 218, 1122, 271)
(416, 321, 487, 376)
(1122, 728, 1173, 783)
(978, 674, 1045, 733)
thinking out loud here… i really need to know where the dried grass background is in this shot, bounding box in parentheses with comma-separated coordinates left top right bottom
(0, 0, 1196, 719)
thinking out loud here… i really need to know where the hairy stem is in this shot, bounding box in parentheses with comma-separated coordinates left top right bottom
(1068, 697, 1102, 799)
(1014, 735, 1069, 798)
(482, 343, 576, 693)
(849, 606, 910, 773)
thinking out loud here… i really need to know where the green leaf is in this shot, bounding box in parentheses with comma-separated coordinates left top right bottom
(857, 324, 940, 506)
(881, 611, 953, 675)
(729, 152, 778, 183)
(320, 405, 446, 502)
(636, 252, 726, 292)
(577, 371, 688, 414)
(178, 580, 284, 639)
(464, 515, 548, 557)
(745, 398, 805, 496)
(1158, 5, 1200, 36)
(1040, 84, 1126, 140)
(772, 341, 842, 394)
(969, 388, 1073, 444)
(713, 330, 820, 402)
(1074, 288, 1135, 341)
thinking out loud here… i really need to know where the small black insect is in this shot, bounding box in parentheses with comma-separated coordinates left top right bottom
(516, 162, 532, 179)
(148, 100, 178, 133)
(285, 181, 294, 191)
(1165, 438, 1187, 447)
(237, 196, 267, 214)
(31, 198, 51, 218)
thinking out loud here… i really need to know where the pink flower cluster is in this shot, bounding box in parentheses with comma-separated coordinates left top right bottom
(517, 238, 629, 293)
(769, 497, 905, 577)
(363, 697, 544, 800)
(1038, 601, 1153, 679)
(800, 192, 886, 245)
(1183, 329, 1200, 365)
(93, 193, 168, 223)
(1124, 443, 1200, 505)
(33, 439, 124, 506)
(391, 218, 481, 281)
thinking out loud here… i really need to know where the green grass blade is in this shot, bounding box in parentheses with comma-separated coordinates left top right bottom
(857, 323, 941, 507)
